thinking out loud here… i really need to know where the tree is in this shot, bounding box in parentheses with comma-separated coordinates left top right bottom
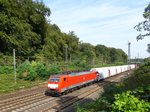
(0, 0, 50, 56)
(79, 43, 96, 65)
(95, 45, 109, 63)
(109, 48, 118, 63)
(147, 44, 150, 53)
(64, 31, 79, 61)
(134, 4, 150, 40)
(134, 4, 150, 54)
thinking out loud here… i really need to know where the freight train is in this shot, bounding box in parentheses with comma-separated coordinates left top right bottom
(45, 65, 136, 96)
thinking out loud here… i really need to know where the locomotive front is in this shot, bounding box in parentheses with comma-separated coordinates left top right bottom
(45, 76, 61, 96)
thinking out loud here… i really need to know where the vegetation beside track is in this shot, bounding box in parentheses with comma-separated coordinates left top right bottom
(0, 74, 44, 95)
(77, 58, 150, 112)
(0, 60, 126, 94)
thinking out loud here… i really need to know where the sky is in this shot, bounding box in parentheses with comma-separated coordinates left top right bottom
(43, 0, 150, 58)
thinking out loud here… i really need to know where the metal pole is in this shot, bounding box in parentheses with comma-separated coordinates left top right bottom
(65, 45, 68, 70)
(13, 49, 16, 83)
(137, 52, 139, 64)
(70, 54, 71, 63)
(65, 45, 68, 63)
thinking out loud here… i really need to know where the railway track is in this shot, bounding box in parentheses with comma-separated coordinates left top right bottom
(0, 71, 131, 112)
(41, 72, 127, 112)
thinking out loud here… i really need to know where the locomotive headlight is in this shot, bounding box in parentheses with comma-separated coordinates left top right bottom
(48, 84, 58, 89)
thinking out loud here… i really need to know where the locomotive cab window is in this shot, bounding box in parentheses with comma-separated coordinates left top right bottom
(50, 78, 59, 82)
(64, 78, 66, 81)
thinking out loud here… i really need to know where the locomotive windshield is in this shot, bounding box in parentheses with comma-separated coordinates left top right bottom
(49, 78, 59, 82)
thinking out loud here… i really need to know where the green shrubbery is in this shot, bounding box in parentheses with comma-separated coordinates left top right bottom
(47, 64, 61, 75)
(0, 66, 13, 74)
(112, 91, 150, 112)
(68, 60, 92, 71)
(15, 60, 93, 81)
(0, 54, 13, 65)
(17, 61, 50, 81)
(17, 60, 88, 81)
(77, 58, 150, 112)
(0, 54, 14, 74)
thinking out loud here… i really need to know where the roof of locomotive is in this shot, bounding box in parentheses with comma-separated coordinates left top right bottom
(69, 71, 93, 76)
(49, 71, 94, 78)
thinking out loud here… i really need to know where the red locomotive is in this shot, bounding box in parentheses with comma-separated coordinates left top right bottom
(45, 71, 97, 96)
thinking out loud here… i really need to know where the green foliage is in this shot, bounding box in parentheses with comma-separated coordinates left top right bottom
(0, 66, 13, 74)
(133, 85, 150, 102)
(25, 67, 37, 81)
(0, 53, 13, 65)
(112, 91, 150, 112)
(77, 97, 111, 112)
(95, 44, 110, 64)
(134, 4, 150, 53)
(134, 4, 150, 40)
(79, 43, 96, 64)
(17, 61, 30, 79)
(147, 44, 150, 53)
(17, 61, 49, 81)
(95, 45, 127, 64)
(124, 60, 150, 90)
(17, 60, 95, 81)
(0, 52, 14, 74)
(72, 59, 91, 70)
(48, 64, 60, 75)
(35, 62, 49, 78)
(0, 0, 50, 56)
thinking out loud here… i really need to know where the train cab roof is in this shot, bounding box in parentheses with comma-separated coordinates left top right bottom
(69, 71, 93, 76)
(50, 75, 68, 78)
(49, 71, 94, 79)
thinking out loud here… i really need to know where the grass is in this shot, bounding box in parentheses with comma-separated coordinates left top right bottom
(0, 74, 45, 95)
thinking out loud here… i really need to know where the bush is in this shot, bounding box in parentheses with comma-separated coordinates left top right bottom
(47, 64, 61, 75)
(35, 62, 49, 79)
(112, 91, 150, 112)
(0, 53, 13, 65)
(77, 97, 112, 112)
(0, 66, 13, 74)
(17, 61, 64, 81)
(17, 61, 49, 81)
(133, 85, 150, 102)
(17, 61, 30, 79)
(122, 61, 150, 90)
(72, 60, 91, 71)
(24, 67, 37, 81)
